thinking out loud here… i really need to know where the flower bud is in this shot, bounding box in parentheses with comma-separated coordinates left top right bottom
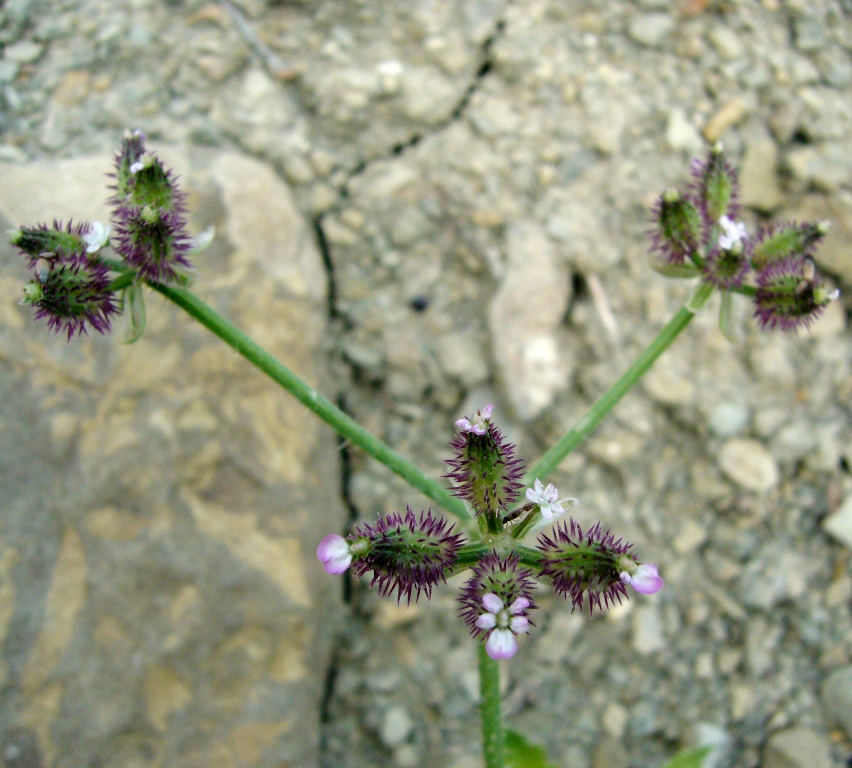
(444, 407, 525, 523)
(649, 189, 703, 265)
(753, 256, 839, 332)
(347, 508, 464, 603)
(458, 552, 536, 660)
(9, 220, 88, 261)
(691, 143, 738, 224)
(751, 221, 829, 270)
(536, 518, 660, 615)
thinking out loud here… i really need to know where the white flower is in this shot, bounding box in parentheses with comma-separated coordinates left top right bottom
(477, 593, 531, 660)
(83, 222, 111, 254)
(525, 478, 577, 521)
(717, 215, 746, 251)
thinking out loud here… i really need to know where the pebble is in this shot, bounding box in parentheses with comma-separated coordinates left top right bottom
(703, 97, 748, 142)
(708, 403, 750, 438)
(380, 705, 414, 748)
(740, 134, 783, 212)
(717, 439, 779, 493)
(632, 604, 665, 655)
(736, 542, 814, 609)
(820, 665, 852, 740)
(592, 738, 628, 768)
(787, 141, 852, 193)
(708, 27, 744, 60)
(0, 60, 18, 82)
(2, 40, 43, 63)
(666, 108, 704, 154)
(628, 13, 674, 48)
(822, 493, 852, 549)
(763, 727, 832, 768)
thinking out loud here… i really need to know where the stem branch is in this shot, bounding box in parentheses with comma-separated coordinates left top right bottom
(147, 281, 471, 520)
(526, 281, 714, 483)
(479, 643, 504, 768)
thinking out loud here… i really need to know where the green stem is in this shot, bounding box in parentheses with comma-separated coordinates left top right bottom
(479, 643, 504, 768)
(526, 281, 715, 483)
(147, 281, 471, 521)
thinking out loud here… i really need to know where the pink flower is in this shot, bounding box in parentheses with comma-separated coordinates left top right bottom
(476, 592, 531, 660)
(454, 404, 494, 435)
(619, 563, 664, 595)
(317, 534, 352, 575)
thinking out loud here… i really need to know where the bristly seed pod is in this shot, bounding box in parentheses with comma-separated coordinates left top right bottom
(753, 256, 840, 332)
(19, 247, 119, 339)
(649, 189, 704, 265)
(444, 405, 525, 524)
(750, 221, 829, 270)
(691, 142, 739, 225)
(347, 508, 464, 604)
(537, 518, 661, 616)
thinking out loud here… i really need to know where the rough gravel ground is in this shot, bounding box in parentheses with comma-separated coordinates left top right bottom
(1, 0, 852, 767)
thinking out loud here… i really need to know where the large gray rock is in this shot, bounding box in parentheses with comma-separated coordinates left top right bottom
(0, 150, 344, 767)
(762, 727, 832, 768)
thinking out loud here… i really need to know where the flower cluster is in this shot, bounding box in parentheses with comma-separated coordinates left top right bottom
(109, 129, 192, 283)
(10, 221, 119, 339)
(318, 406, 663, 659)
(650, 144, 839, 332)
(9, 130, 193, 339)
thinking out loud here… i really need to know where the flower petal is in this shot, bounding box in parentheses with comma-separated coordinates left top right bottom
(509, 615, 529, 634)
(317, 534, 352, 574)
(508, 597, 530, 614)
(481, 593, 504, 614)
(476, 613, 497, 630)
(486, 629, 518, 660)
(622, 563, 664, 594)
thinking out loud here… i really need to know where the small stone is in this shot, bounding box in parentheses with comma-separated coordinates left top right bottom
(793, 17, 826, 53)
(737, 542, 814, 609)
(708, 403, 750, 437)
(602, 703, 628, 738)
(822, 493, 852, 549)
(821, 665, 852, 740)
(3, 40, 43, 63)
(643, 363, 695, 406)
(593, 738, 628, 768)
(628, 13, 674, 48)
(703, 97, 748, 142)
(673, 519, 707, 554)
(740, 134, 783, 212)
(763, 727, 832, 768)
(0, 60, 18, 82)
(402, 66, 458, 124)
(379, 705, 414, 748)
(708, 27, 744, 60)
(717, 438, 779, 493)
(51, 70, 91, 107)
(632, 604, 665, 655)
(666, 108, 704, 154)
(787, 141, 852, 192)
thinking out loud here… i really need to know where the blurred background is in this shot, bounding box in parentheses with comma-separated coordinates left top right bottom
(0, 0, 851, 766)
